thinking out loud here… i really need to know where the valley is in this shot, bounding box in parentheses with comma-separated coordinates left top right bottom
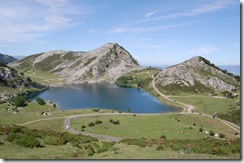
(0, 43, 240, 159)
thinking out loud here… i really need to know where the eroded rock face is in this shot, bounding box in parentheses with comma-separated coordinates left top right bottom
(155, 56, 238, 92)
(10, 43, 141, 84)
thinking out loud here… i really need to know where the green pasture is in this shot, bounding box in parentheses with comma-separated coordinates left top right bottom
(70, 114, 237, 139)
(170, 96, 238, 115)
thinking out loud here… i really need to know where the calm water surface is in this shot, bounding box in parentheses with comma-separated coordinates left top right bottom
(32, 83, 175, 113)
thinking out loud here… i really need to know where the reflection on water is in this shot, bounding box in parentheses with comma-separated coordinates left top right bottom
(32, 83, 175, 113)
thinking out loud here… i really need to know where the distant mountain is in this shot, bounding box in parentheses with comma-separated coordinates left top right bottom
(218, 65, 240, 75)
(0, 53, 17, 64)
(10, 43, 141, 84)
(155, 56, 239, 95)
(14, 56, 26, 60)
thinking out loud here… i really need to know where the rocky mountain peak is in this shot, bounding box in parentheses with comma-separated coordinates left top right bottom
(155, 56, 239, 94)
(10, 43, 141, 84)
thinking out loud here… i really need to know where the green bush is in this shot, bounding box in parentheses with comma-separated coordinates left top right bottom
(199, 128, 203, 132)
(210, 130, 215, 136)
(7, 133, 41, 148)
(95, 120, 102, 125)
(160, 135, 166, 139)
(13, 96, 27, 107)
(156, 145, 165, 150)
(36, 97, 46, 105)
(112, 120, 120, 125)
(219, 133, 225, 138)
(81, 125, 86, 129)
(44, 136, 66, 146)
(88, 122, 95, 127)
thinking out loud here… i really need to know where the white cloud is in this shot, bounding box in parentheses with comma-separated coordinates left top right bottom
(109, 22, 198, 33)
(144, 9, 160, 18)
(189, 46, 218, 54)
(0, 0, 93, 46)
(88, 29, 99, 33)
(141, 0, 236, 22)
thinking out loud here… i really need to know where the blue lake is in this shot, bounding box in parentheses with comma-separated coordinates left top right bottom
(31, 83, 176, 113)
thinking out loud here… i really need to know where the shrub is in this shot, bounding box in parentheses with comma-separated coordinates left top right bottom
(113, 120, 120, 125)
(193, 123, 196, 126)
(20, 72, 24, 76)
(156, 145, 165, 150)
(7, 133, 41, 148)
(36, 98, 46, 105)
(199, 128, 203, 132)
(81, 125, 86, 129)
(88, 122, 95, 127)
(13, 96, 27, 107)
(210, 130, 215, 136)
(160, 135, 166, 140)
(219, 133, 225, 138)
(44, 136, 66, 146)
(95, 120, 102, 125)
(109, 119, 113, 123)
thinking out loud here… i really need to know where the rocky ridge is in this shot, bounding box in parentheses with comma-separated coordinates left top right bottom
(10, 43, 141, 84)
(155, 56, 239, 93)
(0, 63, 48, 102)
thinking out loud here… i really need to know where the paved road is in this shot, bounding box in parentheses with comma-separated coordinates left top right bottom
(151, 73, 240, 132)
(64, 112, 169, 141)
(151, 74, 193, 113)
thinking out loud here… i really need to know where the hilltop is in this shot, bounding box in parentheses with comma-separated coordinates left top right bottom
(154, 56, 239, 95)
(10, 43, 141, 85)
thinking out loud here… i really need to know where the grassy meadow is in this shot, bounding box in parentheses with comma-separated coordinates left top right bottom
(70, 114, 238, 139)
(170, 96, 238, 115)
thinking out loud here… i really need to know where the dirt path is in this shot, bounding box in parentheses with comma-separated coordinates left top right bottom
(151, 74, 193, 113)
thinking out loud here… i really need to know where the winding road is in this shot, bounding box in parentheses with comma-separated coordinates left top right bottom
(151, 73, 240, 132)
(151, 74, 193, 113)
(20, 74, 240, 141)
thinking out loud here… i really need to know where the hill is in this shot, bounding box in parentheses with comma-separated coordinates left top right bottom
(0, 62, 48, 102)
(10, 43, 141, 84)
(0, 53, 17, 64)
(154, 56, 239, 95)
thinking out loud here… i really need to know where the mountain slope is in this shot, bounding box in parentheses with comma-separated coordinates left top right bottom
(0, 53, 17, 64)
(0, 62, 48, 102)
(155, 56, 239, 95)
(10, 43, 141, 84)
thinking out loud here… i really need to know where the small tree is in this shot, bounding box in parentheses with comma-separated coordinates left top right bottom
(210, 130, 215, 136)
(199, 128, 203, 132)
(13, 96, 27, 107)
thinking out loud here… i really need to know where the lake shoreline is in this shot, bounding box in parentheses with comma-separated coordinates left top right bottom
(31, 83, 178, 114)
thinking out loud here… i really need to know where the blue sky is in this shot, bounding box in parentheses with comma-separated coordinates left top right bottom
(0, 0, 240, 66)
